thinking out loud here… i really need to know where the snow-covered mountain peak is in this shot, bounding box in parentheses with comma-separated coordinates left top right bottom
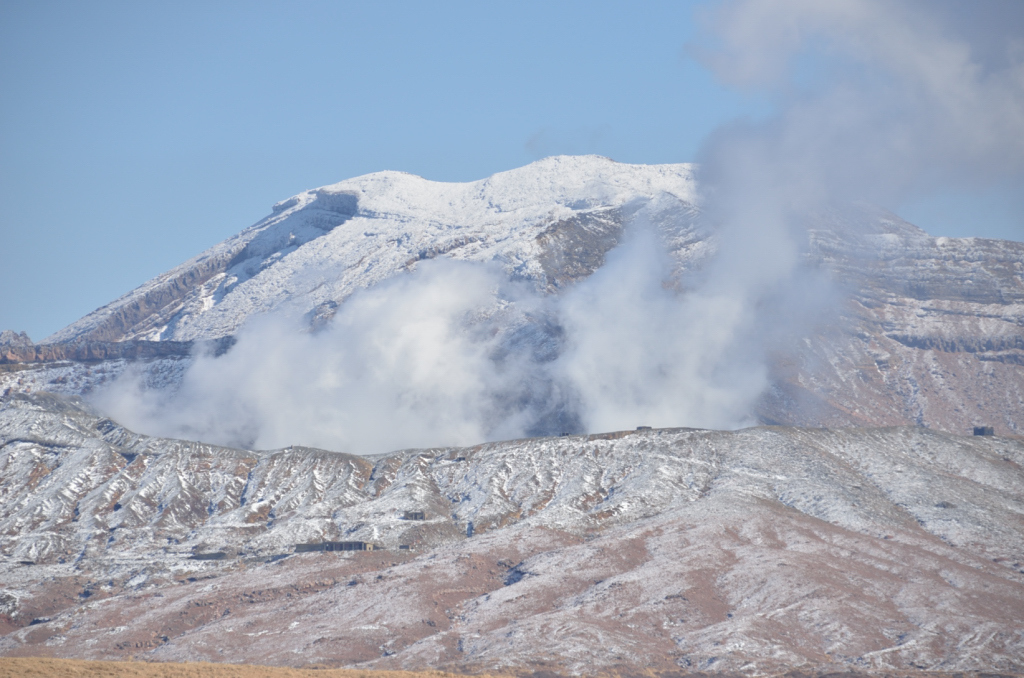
(278, 155, 696, 224)
(44, 156, 698, 345)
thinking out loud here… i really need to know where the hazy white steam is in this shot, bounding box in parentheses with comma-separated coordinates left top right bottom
(694, 0, 1024, 207)
(97, 261, 539, 453)
(96, 202, 792, 454)
(95, 0, 1024, 453)
(554, 219, 766, 433)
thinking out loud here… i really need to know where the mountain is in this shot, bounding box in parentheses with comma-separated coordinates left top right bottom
(2, 155, 1022, 436)
(2, 158, 1024, 673)
(1, 391, 1022, 674)
(43, 156, 699, 345)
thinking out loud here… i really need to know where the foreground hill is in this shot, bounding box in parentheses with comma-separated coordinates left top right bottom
(0, 657, 492, 678)
(0, 658, 1017, 678)
(2, 392, 1022, 673)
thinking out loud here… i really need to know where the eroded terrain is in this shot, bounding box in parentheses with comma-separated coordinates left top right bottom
(2, 393, 1023, 674)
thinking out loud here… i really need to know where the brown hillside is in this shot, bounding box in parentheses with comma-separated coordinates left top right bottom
(0, 657, 502, 678)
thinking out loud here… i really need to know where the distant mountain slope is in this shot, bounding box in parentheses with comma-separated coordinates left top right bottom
(5, 156, 1023, 435)
(768, 209, 1024, 433)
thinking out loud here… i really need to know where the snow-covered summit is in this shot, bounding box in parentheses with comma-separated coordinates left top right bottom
(297, 154, 696, 217)
(45, 155, 697, 344)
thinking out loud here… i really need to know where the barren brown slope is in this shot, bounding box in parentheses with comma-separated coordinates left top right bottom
(0, 657, 500, 678)
(6, 500, 1022, 675)
(2, 658, 1021, 678)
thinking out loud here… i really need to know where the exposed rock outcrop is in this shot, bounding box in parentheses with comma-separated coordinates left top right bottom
(0, 339, 197, 365)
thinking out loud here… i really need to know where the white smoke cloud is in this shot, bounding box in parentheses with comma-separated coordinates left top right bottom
(96, 261, 544, 454)
(95, 200, 804, 454)
(93, 0, 1024, 453)
(553, 215, 768, 433)
(693, 0, 1024, 207)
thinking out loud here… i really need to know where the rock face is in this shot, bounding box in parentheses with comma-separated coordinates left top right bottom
(0, 331, 32, 348)
(0, 339, 197, 365)
(1, 392, 1023, 673)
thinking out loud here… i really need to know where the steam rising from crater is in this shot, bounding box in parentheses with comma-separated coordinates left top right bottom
(94, 0, 1024, 453)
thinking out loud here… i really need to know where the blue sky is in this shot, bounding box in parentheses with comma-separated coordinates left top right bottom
(1, 1, 1021, 341)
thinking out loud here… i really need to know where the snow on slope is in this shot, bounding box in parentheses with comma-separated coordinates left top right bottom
(6, 389, 1022, 571)
(16, 156, 1024, 438)
(2, 392, 1023, 672)
(45, 156, 697, 344)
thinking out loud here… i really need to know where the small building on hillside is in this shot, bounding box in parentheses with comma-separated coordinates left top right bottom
(294, 541, 375, 553)
(403, 510, 426, 521)
(974, 426, 995, 436)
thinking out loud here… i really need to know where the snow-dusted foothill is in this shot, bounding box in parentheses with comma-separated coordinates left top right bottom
(1, 392, 1022, 672)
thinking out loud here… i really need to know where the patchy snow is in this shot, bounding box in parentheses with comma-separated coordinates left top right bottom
(1, 392, 1022, 672)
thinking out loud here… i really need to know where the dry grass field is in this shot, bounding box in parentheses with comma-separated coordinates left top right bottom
(0, 658, 510, 678)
